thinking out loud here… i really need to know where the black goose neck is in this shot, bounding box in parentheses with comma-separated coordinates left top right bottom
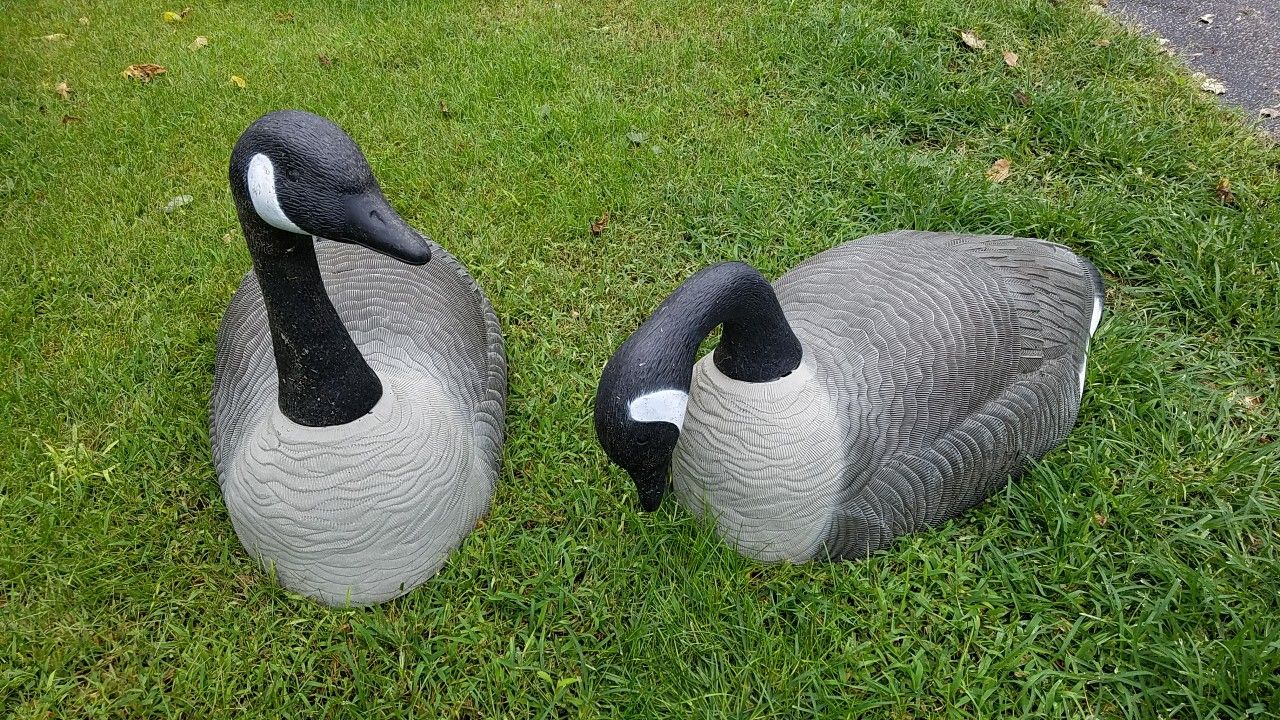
(237, 207, 383, 427)
(637, 261, 803, 387)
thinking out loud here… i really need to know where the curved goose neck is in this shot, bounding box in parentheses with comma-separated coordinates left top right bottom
(237, 207, 383, 427)
(627, 262, 803, 391)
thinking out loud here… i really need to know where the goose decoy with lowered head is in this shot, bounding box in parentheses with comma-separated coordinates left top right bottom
(595, 231, 1103, 562)
(210, 110, 505, 605)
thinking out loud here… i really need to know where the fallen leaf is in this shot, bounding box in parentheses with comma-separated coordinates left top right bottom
(1194, 72, 1227, 95)
(1012, 90, 1030, 106)
(1199, 13, 1214, 24)
(1093, 38, 1112, 47)
(439, 100, 451, 117)
(121, 63, 166, 82)
(986, 158, 1012, 183)
(190, 36, 208, 50)
(1260, 107, 1279, 118)
(61, 114, 81, 124)
(163, 10, 184, 23)
(1216, 177, 1235, 204)
(590, 213, 609, 236)
(317, 53, 332, 66)
(41, 33, 67, 41)
(229, 75, 246, 89)
(55, 81, 72, 100)
(275, 11, 296, 23)
(626, 129, 647, 145)
(163, 195, 193, 213)
(960, 30, 986, 50)
(1002, 50, 1019, 67)
(1241, 395, 1262, 410)
(569, 310, 580, 319)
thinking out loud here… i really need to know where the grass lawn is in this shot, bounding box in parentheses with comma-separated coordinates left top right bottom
(3, 0, 1279, 716)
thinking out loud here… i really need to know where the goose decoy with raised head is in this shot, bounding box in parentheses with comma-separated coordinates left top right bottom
(210, 110, 505, 605)
(595, 231, 1103, 562)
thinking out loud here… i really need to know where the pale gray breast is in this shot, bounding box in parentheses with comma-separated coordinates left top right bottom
(209, 240, 505, 603)
(774, 231, 1099, 559)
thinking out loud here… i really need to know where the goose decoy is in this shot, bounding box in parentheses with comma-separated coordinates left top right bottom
(210, 110, 505, 605)
(595, 231, 1103, 562)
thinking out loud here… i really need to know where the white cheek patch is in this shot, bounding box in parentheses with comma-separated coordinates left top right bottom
(628, 389, 689, 431)
(247, 153, 306, 234)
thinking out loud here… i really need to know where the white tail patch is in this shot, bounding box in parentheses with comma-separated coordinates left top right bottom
(247, 153, 306, 234)
(628, 389, 689, 431)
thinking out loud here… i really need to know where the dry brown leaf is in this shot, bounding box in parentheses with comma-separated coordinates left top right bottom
(229, 75, 247, 89)
(590, 213, 610, 236)
(960, 30, 987, 50)
(190, 36, 208, 50)
(121, 63, 166, 82)
(1241, 395, 1262, 411)
(317, 53, 333, 66)
(986, 158, 1012, 183)
(1012, 90, 1030, 106)
(54, 81, 72, 100)
(61, 114, 81, 124)
(1002, 50, 1019, 67)
(1093, 512, 1108, 527)
(1094, 38, 1112, 47)
(439, 100, 451, 117)
(1216, 177, 1235, 205)
(275, 11, 296, 23)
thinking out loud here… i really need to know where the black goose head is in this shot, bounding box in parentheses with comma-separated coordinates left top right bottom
(228, 109, 431, 264)
(595, 337, 688, 512)
(594, 262, 803, 512)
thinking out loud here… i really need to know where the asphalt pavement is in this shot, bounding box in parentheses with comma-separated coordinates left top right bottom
(1107, 0, 1280, 135)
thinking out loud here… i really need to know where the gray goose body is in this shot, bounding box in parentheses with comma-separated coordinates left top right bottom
(209, 110, 504, 605)
(211, 241, 504, 604)
(596, 231, 1102, 562)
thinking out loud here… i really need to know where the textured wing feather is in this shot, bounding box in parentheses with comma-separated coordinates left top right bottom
(774, 231, 1101, 560)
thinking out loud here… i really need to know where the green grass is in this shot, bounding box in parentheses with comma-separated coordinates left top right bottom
(3, 0, 1279, 716)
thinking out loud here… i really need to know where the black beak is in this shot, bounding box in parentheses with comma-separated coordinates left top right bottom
(633, 468, 669, 512)
(342, 192, 432, 265)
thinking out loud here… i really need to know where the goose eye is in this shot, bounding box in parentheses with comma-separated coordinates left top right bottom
(284, 166, 300, 183)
